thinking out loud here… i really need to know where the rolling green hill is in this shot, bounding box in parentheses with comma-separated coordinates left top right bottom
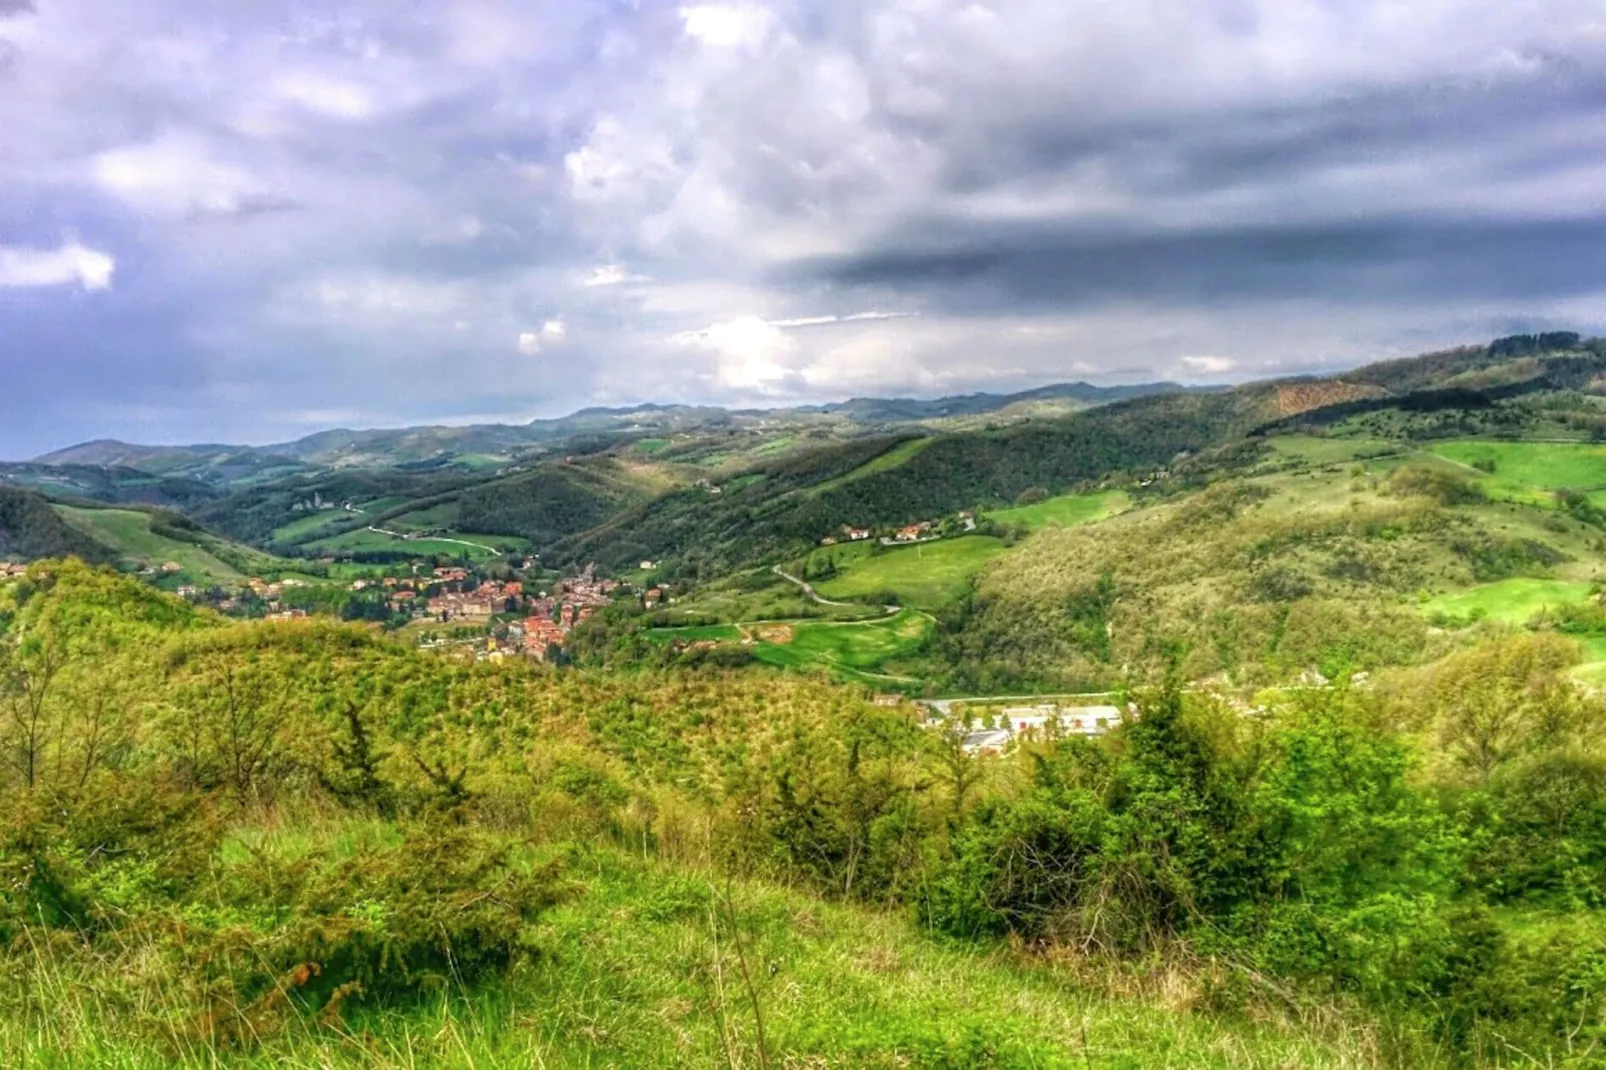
(54, 504, 292, 582)
(0, 487, 117, 564)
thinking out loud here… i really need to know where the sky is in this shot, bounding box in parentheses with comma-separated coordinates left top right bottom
(4, 1, 1606, 458)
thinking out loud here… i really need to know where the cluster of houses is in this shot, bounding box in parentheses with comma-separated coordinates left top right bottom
(507, 565, 628, 660)
(0, 561, 28, 580)
(819, 511, 976, 548)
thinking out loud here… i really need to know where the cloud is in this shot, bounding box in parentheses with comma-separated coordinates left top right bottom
(581, 264, 649, 287)
(1180, 355, 1236, 376)
(671, 315, 797, 392)
(92, 134, 283, 219)
(8, 0, 1606, 456)
(0, 241, 115, 290)
(0, 0, 34, 17)
(679, 5, 771, 49)
(517, 319, 567, 356)
(273, 72, 377, 121)
(768, 311, 914, 329)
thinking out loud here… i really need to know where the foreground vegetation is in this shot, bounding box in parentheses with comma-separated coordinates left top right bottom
(3, 561, 1606, 1067)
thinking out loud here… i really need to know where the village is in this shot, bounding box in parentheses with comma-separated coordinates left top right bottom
(141, 556, 672, 665)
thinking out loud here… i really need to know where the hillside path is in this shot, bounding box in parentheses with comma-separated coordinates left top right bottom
(772, 565, 904, 617)
(771, 564, 856, 607)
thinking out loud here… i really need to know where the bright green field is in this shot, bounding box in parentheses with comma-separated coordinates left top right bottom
(987, 489, 1130, 532)
(811, 537, 1005, 611)
(1429, 441, 1606, 502)
(1422, 578, 1595, 624)
(306, 528, 515, 560)
(55, 507, 249, 581)
(269, 510, 351, 543)
(750, 609, 932, 686)
(646, 611, 931, 686)
(644, 624, 744, 644)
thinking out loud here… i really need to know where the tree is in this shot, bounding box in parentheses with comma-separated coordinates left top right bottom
(168, 647, 292, 801)
(0, 630, 65, 790)
(1429, 634, 1589, 782)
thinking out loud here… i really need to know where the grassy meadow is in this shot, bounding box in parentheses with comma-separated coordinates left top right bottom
(306, 526, 524, 560)
(54, 505, 283, 582)
(748, 608, 933, 686)
(806, 436, 934, 497)
(1428, 439, 1606, 504)
(986, 488, 1131, 531)
(810, 536, 1006, 610)
(1422, 578, 1596, 624)
(4, 831, 1398, 1070)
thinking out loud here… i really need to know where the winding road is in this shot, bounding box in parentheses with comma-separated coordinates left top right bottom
(771, 565, 902, 617)
(366, 526, 504, 557)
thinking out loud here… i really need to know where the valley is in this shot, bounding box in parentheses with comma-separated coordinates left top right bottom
(8, 334, 1606, 1067)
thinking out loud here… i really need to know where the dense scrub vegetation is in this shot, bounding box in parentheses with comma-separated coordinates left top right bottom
(2, 560, 1605, 1065)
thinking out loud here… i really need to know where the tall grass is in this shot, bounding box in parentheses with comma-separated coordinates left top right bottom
(1, 829, 1418, 1069)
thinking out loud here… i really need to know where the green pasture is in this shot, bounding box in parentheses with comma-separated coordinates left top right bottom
(987, 489, 1130, 531)
(1422, 578, 1595, 625)
(1265, 434, 1400, 466)
(269, 510, 351, 543)
(55, 507, 250, 581)
(306, 527, 513, 560)
(387, 502, 460, 531)
(810, 536, 1004, 610)
(750, 609, 932, 685)
(1429, 440, 1606, 503)
(643, 623, 743, 644)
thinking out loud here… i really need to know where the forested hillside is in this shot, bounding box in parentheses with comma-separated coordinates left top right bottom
(555, 387, 1283, 577)
(453, 459, 665, 546)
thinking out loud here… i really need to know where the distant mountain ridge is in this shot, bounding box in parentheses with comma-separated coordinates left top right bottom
(30, 379, 1196, 475)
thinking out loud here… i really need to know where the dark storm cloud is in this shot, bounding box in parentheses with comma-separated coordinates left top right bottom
(6, 0, 1606, 456)
(799, 217, 1606, 313)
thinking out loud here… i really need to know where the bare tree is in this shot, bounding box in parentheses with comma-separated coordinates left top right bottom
(1, 636, 65, 790)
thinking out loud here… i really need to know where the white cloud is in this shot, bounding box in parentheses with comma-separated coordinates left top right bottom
(0, 241, 115, 290)
(1180, 355, 1237, 375)
(769, 310, 914, 328)
(517, 319, 568, 356)
(564, 116, 677, 205)
(93, 133, 271, 217)
(581, 264, 650, 287)
(273, 72, 377, 121)
(671, 314, 799, 391)
(679, 4, 772, 49)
